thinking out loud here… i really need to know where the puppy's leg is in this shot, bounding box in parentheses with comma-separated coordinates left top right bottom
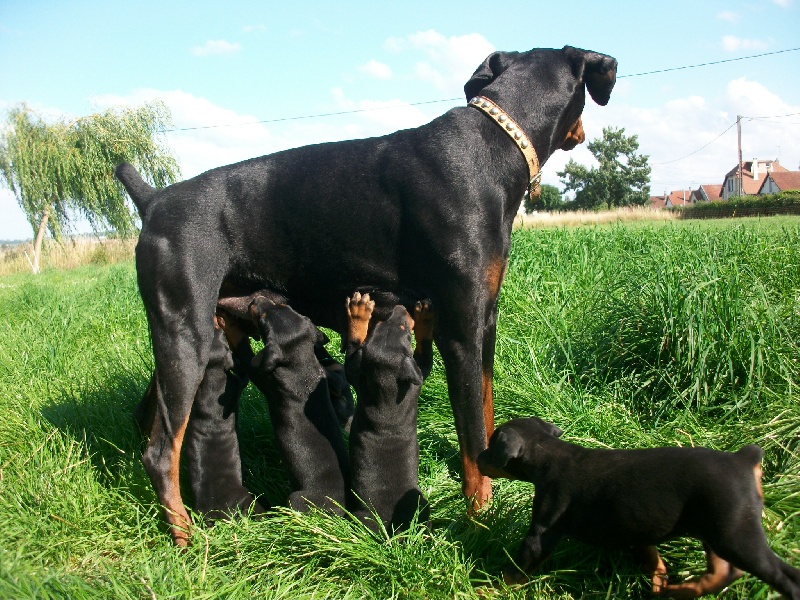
(413, 299, 436, 379)
(632, 546, 670, 595)
(185, 327, 268, 520)
(503, 523, 561, 585)
(651, 545, 741, 599)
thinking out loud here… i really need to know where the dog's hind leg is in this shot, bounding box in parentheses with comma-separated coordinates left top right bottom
(138, 252, 224, 545)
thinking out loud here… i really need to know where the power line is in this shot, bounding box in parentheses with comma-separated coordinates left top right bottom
(651, 121, 737, 165)
(160, 47, 800, 134)
(617, 47, 800, 78)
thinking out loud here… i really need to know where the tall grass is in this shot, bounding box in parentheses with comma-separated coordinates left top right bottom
(1, 220, 798, 598)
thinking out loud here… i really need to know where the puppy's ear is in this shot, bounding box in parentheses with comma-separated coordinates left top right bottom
(563, 46, 617, 106)
(315, 328, 330, 347)
(251, 331, 284, 372)
(548, 423, 564, 438)
(488, 428, 526, 469)
(398, 356, 423, 386)
(464, 51, 521, 100)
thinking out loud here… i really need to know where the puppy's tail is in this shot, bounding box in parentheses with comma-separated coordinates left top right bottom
(115, 162, 156, 216)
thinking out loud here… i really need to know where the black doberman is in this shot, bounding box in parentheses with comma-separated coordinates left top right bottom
(344, 292, 433, 532)
(116, 45, 617, 543)
(478, 417, 800, 598)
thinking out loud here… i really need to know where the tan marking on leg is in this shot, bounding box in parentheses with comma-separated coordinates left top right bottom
(165, 411, 192, 546)
(634, 546, 670, 595)
(413, 299, 436, 341)
(754, 463, 764, 500)
(345, 292, 374, 346)
(485, 259, 508, 301)
(560, 117, 585, 151)
(482, 368, 495, 443)
(657, 550, 742, 598)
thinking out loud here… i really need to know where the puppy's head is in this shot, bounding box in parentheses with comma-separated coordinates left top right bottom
(363, 305, 423, 385)
(477, 417, 563, 481)
(250, 298, 318, 373)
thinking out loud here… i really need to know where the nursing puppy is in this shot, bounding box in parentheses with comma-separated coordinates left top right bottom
(478, 417, 800, 598)
(217, 297, 349, 513)
(344, 292, 431, 532)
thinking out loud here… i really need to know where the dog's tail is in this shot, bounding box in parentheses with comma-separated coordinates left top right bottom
(736, 444, 763, 466)
(115, 162, 156, 216)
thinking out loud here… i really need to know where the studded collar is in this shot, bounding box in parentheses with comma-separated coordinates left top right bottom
(469, 96, 541, 199)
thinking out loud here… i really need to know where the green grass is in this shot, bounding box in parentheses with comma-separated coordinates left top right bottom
(1, 220, 799, 598)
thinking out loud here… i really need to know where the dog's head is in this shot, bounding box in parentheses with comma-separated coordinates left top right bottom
(362, 305, 423, 386)
(249, 297, 323, 373)
(477, 417, 563, 481)
(464, 46, 617, 158)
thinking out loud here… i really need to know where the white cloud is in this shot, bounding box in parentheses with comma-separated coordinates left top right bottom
(716, 11, 739, 23)
(191, 39, 242, 57)
(721, 35, 770, 53)
(359, 60, 393, 80)
(386, 30, 494, 94)
(772, 0, 790, 6)
(242, 24, 266, 33)
(539, 77, 800, 195)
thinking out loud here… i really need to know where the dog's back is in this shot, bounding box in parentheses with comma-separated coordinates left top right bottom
(346, 305, 429, 531)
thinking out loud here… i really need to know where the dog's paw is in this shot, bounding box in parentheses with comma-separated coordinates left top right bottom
(413, 298, 436, 340)
(346, 292, 374, 345)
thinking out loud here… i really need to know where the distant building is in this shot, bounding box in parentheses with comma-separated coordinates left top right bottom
(649, 189, 693, 209)
(690, 184, 722, 203)
(757, 170, 800, 195)
(720, 158, 788, 199)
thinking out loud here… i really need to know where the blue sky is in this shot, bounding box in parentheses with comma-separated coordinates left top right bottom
(1, 0, 798, 240)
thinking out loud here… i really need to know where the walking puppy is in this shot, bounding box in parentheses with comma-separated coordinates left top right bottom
(116, 45, 617, 543)
(478, 417, 800, 598)
(344, 292, 431, 532)
(217, 297, 350, 514)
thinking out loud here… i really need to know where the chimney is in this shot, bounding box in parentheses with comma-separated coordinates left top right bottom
(752, 158, 759, 180)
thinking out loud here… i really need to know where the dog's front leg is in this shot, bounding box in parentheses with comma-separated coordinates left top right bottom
(504, 523, 561, 585)
(436, 320, 492, 510)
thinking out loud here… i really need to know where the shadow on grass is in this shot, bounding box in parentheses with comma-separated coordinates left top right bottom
(40, 371, 288, 511)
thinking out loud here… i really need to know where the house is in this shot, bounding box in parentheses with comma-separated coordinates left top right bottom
(690, 184, 723, 203)
(649, 189, 693, 209)
(720, 158, 788, 199)
(757, 170, 800, 195)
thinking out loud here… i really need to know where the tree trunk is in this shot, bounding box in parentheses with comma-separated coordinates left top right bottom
(31, 203, 51, 274)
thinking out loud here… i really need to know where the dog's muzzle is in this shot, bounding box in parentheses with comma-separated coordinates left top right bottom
(469, 96, 541, 199)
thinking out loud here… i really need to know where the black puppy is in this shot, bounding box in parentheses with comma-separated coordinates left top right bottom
(217, 297, 349, 513)
(344, 292, 432, 532)
(478, 417, 800, 598)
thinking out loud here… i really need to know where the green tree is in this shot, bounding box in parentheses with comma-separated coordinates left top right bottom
(558, 126, 650, 210)
(524, 183, 563, 213)
(0, 101, 179, 273)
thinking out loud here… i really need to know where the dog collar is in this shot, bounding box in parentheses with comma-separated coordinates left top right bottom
(469, 96, 541, 199)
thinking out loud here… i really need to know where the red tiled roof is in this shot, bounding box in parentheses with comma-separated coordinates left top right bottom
(649, 196, 668, 209)
(699, 184, 722, 201)
(758, 171, 800, 194)
(722, 160, 789, 195)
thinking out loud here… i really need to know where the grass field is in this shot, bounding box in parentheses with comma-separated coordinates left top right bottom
(1, 218, 798, 598)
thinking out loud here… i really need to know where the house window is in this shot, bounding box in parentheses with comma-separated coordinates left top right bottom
(727, 179, 733, 192)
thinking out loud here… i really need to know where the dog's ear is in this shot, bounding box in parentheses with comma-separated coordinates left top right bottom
(251, 329, 284, 372)
(464, 51, 521, 100)
(399, 356, 424, 386)
(563, 46, 617, 106)
(488, 428, 526, 469)
(547, 423, 564, 438)
(315, 328, 330, 347)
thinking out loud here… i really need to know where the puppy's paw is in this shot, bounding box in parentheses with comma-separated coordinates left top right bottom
(413, 298, 436, 341)
(346, 292, 374, 345)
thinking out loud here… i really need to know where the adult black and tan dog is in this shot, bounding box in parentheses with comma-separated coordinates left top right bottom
(344, 293, 432, 532)
(478, 417, 800, 598)
(116, 45, 617, 544)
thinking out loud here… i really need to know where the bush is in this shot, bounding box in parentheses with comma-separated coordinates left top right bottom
(674, 191, 800, 219)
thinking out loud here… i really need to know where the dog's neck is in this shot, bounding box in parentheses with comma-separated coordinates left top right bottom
(468, 96, 541, 199)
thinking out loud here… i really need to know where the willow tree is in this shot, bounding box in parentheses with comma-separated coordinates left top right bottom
(0, 101, 180, 273)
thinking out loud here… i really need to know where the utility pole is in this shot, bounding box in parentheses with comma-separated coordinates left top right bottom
(737, 115, 743, 197)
